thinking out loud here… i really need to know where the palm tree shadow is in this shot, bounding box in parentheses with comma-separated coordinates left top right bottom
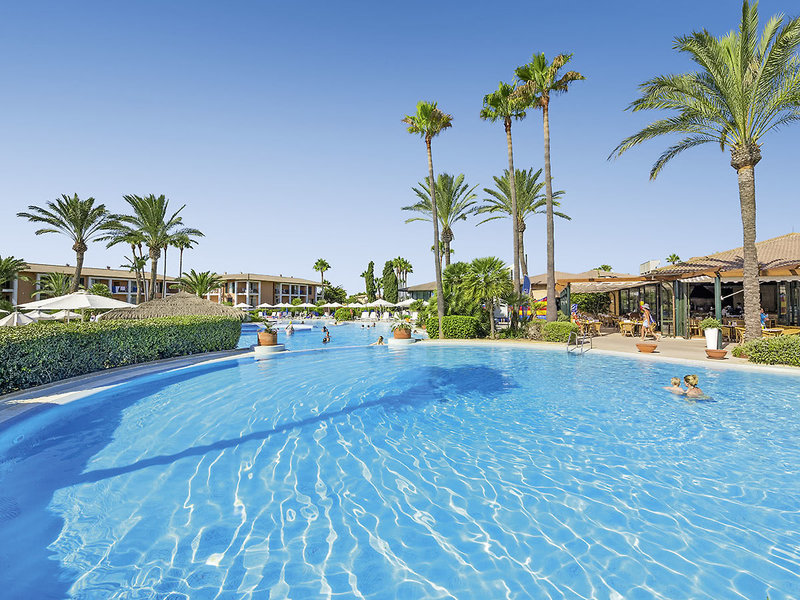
(0, 362, 513, 598)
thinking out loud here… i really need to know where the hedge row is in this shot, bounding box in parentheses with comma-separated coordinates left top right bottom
(334, 307, 356, 321)
(426, 315, 481, 339)
(732, 336, 800, 367)
(0, 316, 242, 395)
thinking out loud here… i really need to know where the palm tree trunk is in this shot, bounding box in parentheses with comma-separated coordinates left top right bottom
(148, 247, 159, 301)
(505, 117, 521, 294)
(736, 162, 761, 341)
(178, 247, 184, 281)
(162, 245, 168, 298)
(130, 244, 141, 304)
(518, 224, 528, 280)
(71, 250, 84, 293)
(488, 299, 495, 339)
(427, 137, 445, 339)
(443, 241, 451, 267)
(542, 99, 557, 322)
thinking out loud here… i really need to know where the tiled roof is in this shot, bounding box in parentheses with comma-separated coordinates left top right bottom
(404, 281, 436, 291)
(653, 233, 800, 276)
(218, 273, 320, 285)
(534, 270, 636, 285)
(21, 262, 176, 280)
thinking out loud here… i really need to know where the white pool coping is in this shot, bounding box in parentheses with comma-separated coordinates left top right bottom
(2, 338, 798, 428)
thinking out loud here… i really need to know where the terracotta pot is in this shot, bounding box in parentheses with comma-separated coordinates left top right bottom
(636, 342, 658, 353)
(393, 328, 412, 340)
(705, 349, 728, 360)
(258, 330, 278, 346)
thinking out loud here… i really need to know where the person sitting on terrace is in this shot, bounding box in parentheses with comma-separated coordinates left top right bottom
(760, 308, 768, 328)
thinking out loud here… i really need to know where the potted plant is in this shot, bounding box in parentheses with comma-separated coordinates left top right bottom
(700, 317, 723, 350)
(257, 322, 278, 346)
(392, 322, 412, 339)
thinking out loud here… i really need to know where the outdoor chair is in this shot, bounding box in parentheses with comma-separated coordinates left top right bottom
(619, 322, 635, 337)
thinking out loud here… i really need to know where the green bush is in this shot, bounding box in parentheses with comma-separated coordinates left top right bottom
(700, 317, 722, 330)
(334, 307, 356, 321)
(557, 313, 571, 322)
(732, 336, 800, 366)
(0, 316, 241, 395)
(525, 320, 545, 340)
(541, 321, 579, 342)
(426, 315, 481, 339)
(571, 292, 611, 315)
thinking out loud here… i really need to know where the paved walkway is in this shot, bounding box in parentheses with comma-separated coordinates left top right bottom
(586, 332, 748, 364)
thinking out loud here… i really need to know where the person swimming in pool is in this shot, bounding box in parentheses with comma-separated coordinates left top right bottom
(684, 374, 704, 398)
(285, 322, 294, 335)
(664, 377, 685, 394)
(370, 336, 384, 346)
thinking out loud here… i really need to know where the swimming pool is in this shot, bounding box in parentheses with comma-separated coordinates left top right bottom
(0, 344, 798, 599)
(237, 321, 413, 351)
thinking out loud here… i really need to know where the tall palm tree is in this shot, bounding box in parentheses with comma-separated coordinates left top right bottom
(0, 256, 30, 291)
(177, 270, 224, 297)
(516, 53, 585, 321)
(460, 256, 512, 339)
(161, 227, 202, 298)
(120, 254, 148, 304)
(392, 257, 413, 292)
(610, 1, 800, 340)
(101, 223, 148, 303)
(402, 101, 453, 339)
(113, 194, 189, 301)
(594, 264, 613, 272)
(403, 173, 478, 266)
(667, 253, 682, 265)
(313, 259, 331, 285)
(476, 168, 570, 277)
(33, 272, 72, 298)
(480, 82, 527, 293)
(173, 230, 204, 284)
(17, 194, 112, 292)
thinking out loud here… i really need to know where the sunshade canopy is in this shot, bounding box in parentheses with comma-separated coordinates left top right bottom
(0, 312, 35, 326)
(18, 291, 135, 311)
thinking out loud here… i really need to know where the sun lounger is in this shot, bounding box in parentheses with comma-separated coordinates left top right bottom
(360, 311, 370, 320)
(369, 311, 376, 320)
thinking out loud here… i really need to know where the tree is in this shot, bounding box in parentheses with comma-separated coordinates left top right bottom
(17, 194, 112, 292)
(392, 257, 413, 294)
(87, 283, 112, 298)
(382, 260, 398, 303)
(431, 242, 454, 262)
(120, 254, 148, 304)
(480, 82, 527, 292)
(403, 101, 453, 339)
(516, 53, 585, 321)
(667, 254, 682, 265)
(313, 259, 331, 284)
(477, 168, 570, 277)
(113, 194, 191, 301)
(460, 257, 512, 339)
(173, 230, 204, 285)
(609, 1, 800, 340)
(33, 272, 71, 298)
(594, 265, 613, 272)
(177, 269, 224, 297)
(404, 173, 478, 266)
(323, 284, 347, 304)
(0, 256, 29, 291)
(364, 261, 376, 302)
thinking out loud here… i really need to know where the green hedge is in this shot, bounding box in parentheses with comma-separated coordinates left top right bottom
(426, 315, 481, 339)
(334, 307, 357, 321)
(732, 336, 800, 366)
(0, 316, 241, 395)
(541, 321, 579, 343)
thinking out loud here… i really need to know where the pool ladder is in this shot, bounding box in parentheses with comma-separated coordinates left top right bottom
(566, 331, 592, 354)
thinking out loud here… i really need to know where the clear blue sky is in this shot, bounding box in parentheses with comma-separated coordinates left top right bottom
(1, 1, 798, 292)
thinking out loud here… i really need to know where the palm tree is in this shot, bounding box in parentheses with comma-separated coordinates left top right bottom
(33, 272, 72, 298)
(460, 257, 512, 339)
(17, 194, 112, 292)
(480, 82, 527, 293)
(594, 265, 613, 272)
(402, 101, 453, 339)
(403, 173, 478, 266)
(516, 53, 585, 321)
(113, 194, 190, 301)
(0, 256, 30, 291)
(609, 1, 800, 340)
(476, 168, 570, 277)
(392, 257, 413, 292)
(173, 230, 204, 285)
(667, 253, 682, 265)
(161, 227, 202, 298)
(120, 254, 148, 304)
(313, 259, 331, 285)
(177, 270, 224, 297)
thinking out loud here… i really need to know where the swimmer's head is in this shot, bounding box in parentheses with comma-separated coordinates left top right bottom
(684, 374, 699, 387)
(671, 377, 680, 386)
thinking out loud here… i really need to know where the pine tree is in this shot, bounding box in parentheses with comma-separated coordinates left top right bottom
(365, 261, 376, 302)
(382, 260, 398, 303)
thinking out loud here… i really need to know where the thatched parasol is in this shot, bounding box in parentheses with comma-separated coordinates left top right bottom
(99, 291, 245, 321)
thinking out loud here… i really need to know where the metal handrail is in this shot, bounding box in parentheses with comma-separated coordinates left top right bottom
(566, 330, 592, 354)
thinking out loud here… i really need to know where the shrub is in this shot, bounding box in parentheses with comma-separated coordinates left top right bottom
(426, 315, 480, 339)
(571, 292, 611, 315)
(391, 322, 412, 332)
(557, 313, 571, 322)
(700, 317, 722, 330)
(526, 320, 545, 340)
(0, 316, 241, 395)
(334, 307, 356, 321)
(732, 336, 800, 366)
(541, 321, 579, 343)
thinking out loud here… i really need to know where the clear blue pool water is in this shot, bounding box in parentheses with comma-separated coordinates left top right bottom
(237, 321, 411, 351)
(1, 345, 799, 599)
